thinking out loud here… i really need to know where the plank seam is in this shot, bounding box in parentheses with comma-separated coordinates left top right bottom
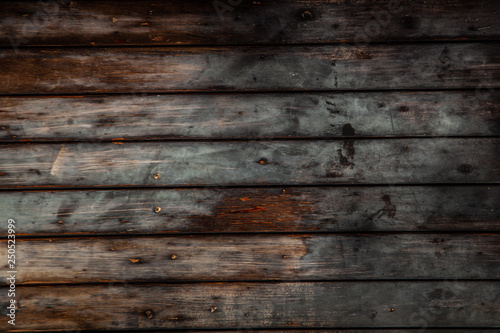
(5, 230, 500, 240)
(1, 183, 499, 192)
(3, 38, 500, 49)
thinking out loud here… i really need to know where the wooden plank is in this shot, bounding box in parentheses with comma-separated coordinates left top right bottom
(0, 138, 498, 187)
(1, 91, 499, 141)
(160, 328, 500, 333)
(1, 0, 500, 47)
(2, 282, 499, 330)
(1, 43, 499, 94)
(128, 330, 500, 333)
(1, 186, 499, 236)
(169, 331, 500, 333)
(2, 234, 499, 283)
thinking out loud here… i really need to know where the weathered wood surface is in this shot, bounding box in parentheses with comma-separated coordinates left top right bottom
(1, 282, 498, 330)
(1, 91, 499, 141)
(153, 331, 500, 333)
(0, 139, 498, 187)
(1, 186, 498, 236)
(1, 43, 499, 95)
(1, 0, 500, 47)
(162, 331, 500, 333)
(1, 234, 498, 283)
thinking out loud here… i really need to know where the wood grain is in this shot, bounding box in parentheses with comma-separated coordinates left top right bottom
(1, 91, 499, 141)
(2, 282, 498, 330)
(159, 328, 500, 333)
(164, 331, 500, 333)
(2, 234, 499, 283)
(1, 43, 499, 94)
(1, 186, 498, 236)
(0, 138, 497, 187)
(1, 0, 499, 46)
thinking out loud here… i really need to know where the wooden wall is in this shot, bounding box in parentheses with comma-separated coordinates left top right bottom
(0, 0, 499, 331)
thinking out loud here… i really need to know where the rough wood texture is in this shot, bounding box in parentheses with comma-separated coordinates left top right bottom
(1, 91, 499, 141)
(159, 328, 500, 333)
(160, 331, 500, 333)
(1, 43, 499, 95)
(2, 282, 498, 330)
(2, 234, 498, 283)
(1, 0, 499, 46)
(1, 1, 499, 332)
(0, 139, 497, 187)
(1, 186, 498, 236)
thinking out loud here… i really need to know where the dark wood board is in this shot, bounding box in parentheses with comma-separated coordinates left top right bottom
(1, 0, 500, 46)
(1, 91, 499, 141)
(143, 330, 500, 333)
(2, 282, 499, 330)
(1, 186, 499, 236)
(0, 139, 498, 187)
(1, 43, 499, 94)
(2, 234, 499, 283)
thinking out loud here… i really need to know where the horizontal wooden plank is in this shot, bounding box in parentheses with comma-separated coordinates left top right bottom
(156, 331, 500, 333)
(1, 186, 498, 236)
(1, 234, 498, 283)
(1, 91, 499, 141)
(151, 328, 500, 333)
(1, 43, 499, 94)
(1, 0, 499, 46)
(0, 139, 498, 187)
(2, 282, 499, 330)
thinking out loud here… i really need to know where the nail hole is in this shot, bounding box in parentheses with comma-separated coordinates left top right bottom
(458, 164, 473, 174)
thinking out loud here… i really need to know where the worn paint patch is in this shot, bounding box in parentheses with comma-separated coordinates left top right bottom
(50, 145, 67, 176)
